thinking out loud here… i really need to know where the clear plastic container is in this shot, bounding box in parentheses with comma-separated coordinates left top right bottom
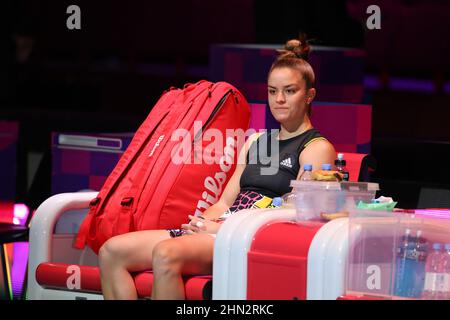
(346, 209, 450, 300)
(290, 180, 379, 221)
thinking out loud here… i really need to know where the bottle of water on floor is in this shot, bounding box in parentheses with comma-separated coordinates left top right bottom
(422, 243, 444, 299)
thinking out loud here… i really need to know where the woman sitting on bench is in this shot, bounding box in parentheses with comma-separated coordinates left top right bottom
(98, 37, 336, 300)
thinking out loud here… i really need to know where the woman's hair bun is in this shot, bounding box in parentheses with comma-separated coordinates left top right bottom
(277, 36, 311, 61)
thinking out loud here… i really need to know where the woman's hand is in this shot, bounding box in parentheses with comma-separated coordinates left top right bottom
(181, 215, 221, 235)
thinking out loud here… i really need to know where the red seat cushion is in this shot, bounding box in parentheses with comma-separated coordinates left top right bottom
(340, 152, 376, 182)
(344, 152, 366, 182)
(36, 263, 212, 299)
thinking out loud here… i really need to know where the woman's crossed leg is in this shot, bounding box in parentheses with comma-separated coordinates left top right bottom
(98, 230, 215, 300)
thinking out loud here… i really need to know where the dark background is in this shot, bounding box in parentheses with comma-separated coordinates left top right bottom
(0, 0, 449, 209)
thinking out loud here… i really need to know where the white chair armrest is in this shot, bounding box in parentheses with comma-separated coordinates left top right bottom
(212, 208, 349, 300)
(27, 191, 98, 299)
(212, 207, 296, 299)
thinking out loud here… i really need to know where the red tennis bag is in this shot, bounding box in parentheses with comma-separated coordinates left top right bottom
(74, 80, 251, 254)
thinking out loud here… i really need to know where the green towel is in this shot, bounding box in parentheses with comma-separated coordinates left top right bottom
(356, 201, 397, 211)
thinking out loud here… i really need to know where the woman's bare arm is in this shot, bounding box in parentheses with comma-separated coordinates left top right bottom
(297, 139, 336, 179)
(199, 132, 262, 220)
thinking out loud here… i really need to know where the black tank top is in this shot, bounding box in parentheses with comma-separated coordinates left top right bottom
(239, 128, 326, 198)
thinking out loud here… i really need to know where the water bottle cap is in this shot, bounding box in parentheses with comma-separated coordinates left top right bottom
(445, 243, 450, 250)
(433, 243, 442, 250)
(303, 164, 312, 171)
(272, 197, 282, 207)
(337, 153, 344, 160)
(321, 163, 332, 170)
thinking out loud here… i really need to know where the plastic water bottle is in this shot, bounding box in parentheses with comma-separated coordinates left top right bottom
(334, 153, 349, 181)
(281, 192, 295, 208)
(300, 164, 313, 181)
(411, 230, 428, 297)
(281, 164, 313, 208)
(422, 243, 444, 299)
(428, 243, 450, 300)
(394, 228, 412, 297)
(394, 229, 428, 298)
(271, 197, 283, 208)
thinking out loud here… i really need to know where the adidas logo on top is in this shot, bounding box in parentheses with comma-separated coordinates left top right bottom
(280, 157, 293, 168)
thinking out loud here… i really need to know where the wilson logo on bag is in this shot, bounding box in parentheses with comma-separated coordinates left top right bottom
(74, 80, 251, 254)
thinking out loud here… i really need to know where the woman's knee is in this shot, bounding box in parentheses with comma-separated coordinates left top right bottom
(152, 240, 183, 274)
(98, 237, 126, 266)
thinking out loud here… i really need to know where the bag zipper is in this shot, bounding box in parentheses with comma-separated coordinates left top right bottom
(192, 89, 233, 144)
(132, 99, 196, 216)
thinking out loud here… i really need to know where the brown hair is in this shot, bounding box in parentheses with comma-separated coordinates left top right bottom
(268, 37, 316, 115)
(269, 37, 315, 89)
